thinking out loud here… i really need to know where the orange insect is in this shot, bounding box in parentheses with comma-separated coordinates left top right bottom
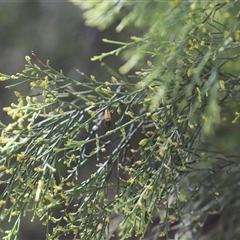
(104, 109, 111, 127)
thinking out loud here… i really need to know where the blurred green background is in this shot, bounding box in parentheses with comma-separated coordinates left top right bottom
(0, 0, 125, 119)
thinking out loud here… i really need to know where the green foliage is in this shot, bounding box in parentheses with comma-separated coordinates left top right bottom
(1, 1, 240, 240)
